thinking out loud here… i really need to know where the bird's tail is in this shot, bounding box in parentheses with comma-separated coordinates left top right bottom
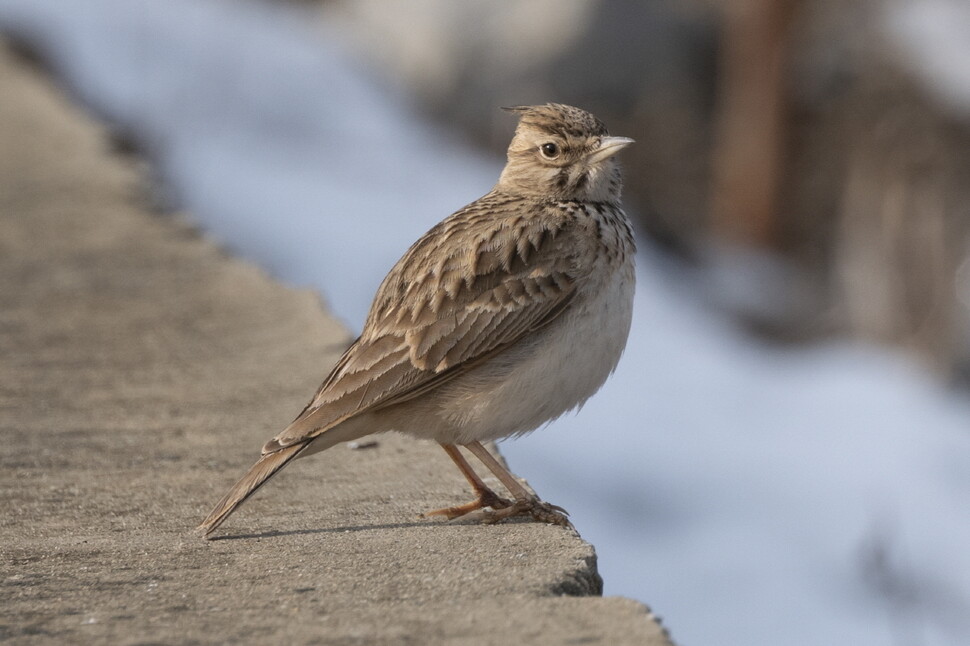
(197, 442, 308, 538)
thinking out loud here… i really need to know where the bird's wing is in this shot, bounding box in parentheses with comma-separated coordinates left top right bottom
(264, 196, 586, 452)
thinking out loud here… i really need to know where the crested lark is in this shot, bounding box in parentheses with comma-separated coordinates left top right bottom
(199, 103, 635, 537)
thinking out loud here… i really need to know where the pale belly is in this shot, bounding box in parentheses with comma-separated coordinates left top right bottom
(417, 258, 636, 444)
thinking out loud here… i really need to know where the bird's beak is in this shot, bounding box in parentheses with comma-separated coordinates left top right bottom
(587, 136, 634, 164)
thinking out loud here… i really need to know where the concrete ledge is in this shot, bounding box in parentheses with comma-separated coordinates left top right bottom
(0, 40, 671, 645)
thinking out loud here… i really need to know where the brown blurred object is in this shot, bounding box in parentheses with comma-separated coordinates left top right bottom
(699, 0, 970, 373)
(781, 0, 970, 375)
(828, 59, 970, 372)
(708, 0, 797, 248)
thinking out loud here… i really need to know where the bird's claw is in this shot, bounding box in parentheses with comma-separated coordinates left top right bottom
(448, 497, 572, 529)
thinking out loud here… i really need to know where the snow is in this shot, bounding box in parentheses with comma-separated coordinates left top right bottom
(1, 1, 968, 644)
(885, 0, 970, 116)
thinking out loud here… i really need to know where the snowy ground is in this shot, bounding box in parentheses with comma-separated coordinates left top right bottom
(2, 1, 968, 644)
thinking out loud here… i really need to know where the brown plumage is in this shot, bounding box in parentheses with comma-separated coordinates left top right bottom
(198, 103, 635, 538)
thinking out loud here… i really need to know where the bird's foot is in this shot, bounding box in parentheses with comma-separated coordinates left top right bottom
(422, 488, 513, 520)
(451, 496, 572, 529)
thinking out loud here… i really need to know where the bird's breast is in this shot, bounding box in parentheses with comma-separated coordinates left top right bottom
(432, 246, 636, 444)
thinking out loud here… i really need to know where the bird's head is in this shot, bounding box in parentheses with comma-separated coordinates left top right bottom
(496, 103, 633, 203)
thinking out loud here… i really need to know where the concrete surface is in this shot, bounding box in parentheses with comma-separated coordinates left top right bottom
(0, 41, 672, 645)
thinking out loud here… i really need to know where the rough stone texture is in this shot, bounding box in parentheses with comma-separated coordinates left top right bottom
(0, 41, 672, 645)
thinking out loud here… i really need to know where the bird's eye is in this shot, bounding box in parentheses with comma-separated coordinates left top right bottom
(539, 142, 560, 159)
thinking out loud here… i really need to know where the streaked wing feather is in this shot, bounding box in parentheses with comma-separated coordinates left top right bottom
(268, 193, 584, 450)
(370, 288, 577, 411)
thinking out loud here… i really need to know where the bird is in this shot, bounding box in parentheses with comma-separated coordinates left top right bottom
(198, 103, 636, 538)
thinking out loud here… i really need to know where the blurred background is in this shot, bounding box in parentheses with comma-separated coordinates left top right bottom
(1, 0, 968, 644)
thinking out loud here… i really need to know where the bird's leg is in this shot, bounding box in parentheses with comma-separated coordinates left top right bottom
(460, 441, 572, 528)
(422, 443, 513, 519)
